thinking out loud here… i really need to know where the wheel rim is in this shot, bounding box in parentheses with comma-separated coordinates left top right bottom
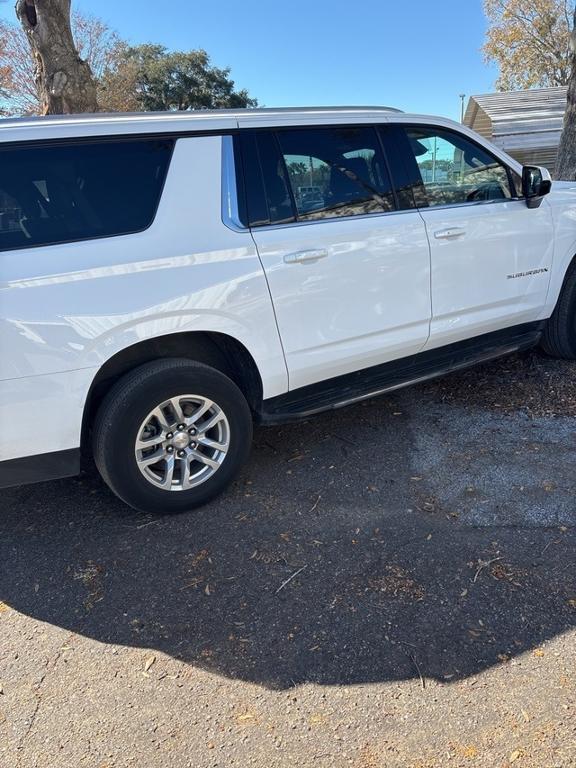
(134, 395, 230, 491)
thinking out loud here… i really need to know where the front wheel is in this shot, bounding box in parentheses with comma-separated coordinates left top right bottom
(92, 359, 253, 514)
(541, 261, 576, 359)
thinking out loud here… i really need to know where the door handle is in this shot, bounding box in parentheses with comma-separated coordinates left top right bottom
(284, 248, 329, 264)
(434, 227, 466, 240)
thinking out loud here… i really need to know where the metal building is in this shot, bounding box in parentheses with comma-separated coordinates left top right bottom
(463, 87, 567, 171)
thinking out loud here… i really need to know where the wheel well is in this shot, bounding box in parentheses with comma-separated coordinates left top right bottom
(560, 253, 576, 292)
(81, 332, 263, 453)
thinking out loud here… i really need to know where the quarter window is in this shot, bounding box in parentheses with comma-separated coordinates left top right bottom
(0, 139, 174, 252)
(277, 127, 394, 220)
(405, 128, 514, 207)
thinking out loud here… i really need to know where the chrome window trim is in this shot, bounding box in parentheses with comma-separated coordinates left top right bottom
(415, 197, 524, 214)
(221, 134, 245, 232)
(249, 207, 417, 233)
(242, 197, 524, 233)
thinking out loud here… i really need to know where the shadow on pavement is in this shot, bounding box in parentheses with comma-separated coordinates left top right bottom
(1, 365, 575, 690)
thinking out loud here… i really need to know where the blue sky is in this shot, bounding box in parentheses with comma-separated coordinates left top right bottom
(0, 0, 498, 120)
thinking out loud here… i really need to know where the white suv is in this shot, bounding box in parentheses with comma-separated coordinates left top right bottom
(0, 106, 573, 513)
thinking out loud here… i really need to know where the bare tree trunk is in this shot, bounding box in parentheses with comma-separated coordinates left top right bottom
(556, 12, 576, 180)
(15, 0, 98, 114)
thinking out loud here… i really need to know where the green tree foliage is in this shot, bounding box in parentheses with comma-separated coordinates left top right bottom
(100, 44, 257, 111)
(1, 13, 257, 115)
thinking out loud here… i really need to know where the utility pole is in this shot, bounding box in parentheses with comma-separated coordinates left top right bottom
(459, 94, 466, 123)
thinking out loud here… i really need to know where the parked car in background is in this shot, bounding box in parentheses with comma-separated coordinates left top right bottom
(297, 185, 325, 213)
(0, 106, 574, 514)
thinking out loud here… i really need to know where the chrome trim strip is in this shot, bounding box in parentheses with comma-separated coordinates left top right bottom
(415, 197, 524, 214)
(221, 135, 245, 232)
(247, 196, 524, 234)
(252, 207, 420, 233)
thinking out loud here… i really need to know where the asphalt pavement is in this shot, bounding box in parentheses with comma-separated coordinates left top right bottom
(1, 350, 575, 767)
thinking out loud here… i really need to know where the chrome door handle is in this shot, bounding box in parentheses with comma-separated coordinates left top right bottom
(284, 248, 329, 264)
(434, 227, 466, 240)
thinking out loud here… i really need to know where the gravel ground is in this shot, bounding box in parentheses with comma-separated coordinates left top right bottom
(0, 349, 575, 768)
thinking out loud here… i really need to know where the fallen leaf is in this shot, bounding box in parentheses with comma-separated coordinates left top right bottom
(510, 749, 522, 763)
(533, 648, 545, 658)
(235, 712, 258, 725)
(309, 713, 327, 725)
(144, 655, 156, 672)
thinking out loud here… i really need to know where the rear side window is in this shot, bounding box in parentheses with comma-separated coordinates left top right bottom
(0, 139, 174, 252)
(277, 126, 394, 221)
(237, 126, 395, 227)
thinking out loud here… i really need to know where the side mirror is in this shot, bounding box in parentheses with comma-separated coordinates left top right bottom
(522, 165, 552, 209)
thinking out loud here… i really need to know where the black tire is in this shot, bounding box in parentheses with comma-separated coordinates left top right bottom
(541, 260, 576, 359)
(92, 358, 253, 514)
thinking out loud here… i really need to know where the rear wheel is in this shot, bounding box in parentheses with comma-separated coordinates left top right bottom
(541, 261, 576, 359)
(92, 359, 253, 514)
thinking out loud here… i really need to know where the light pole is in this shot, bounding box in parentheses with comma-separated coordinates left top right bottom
(459, 94, 466, 123)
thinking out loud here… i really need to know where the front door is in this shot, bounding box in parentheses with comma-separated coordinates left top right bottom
(241, 125, 432, 391)
(398, 124, 554, 350)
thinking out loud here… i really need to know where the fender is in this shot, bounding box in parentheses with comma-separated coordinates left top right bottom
(544, 181, 576, 314)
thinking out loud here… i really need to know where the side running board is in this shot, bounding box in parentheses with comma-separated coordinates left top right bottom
(258, 322, 545, 425)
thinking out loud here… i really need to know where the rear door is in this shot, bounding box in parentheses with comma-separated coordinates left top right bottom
(394, 123, 554, 349)
(238, 125, 432, 391)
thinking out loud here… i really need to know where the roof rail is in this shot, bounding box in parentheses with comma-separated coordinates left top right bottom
(0, 105, 404, 125)
(239, 105, 404, 114)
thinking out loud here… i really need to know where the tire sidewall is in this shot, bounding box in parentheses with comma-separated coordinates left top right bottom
(97, 364, 252, 514)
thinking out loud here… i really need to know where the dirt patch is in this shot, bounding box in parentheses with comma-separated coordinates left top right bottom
(422, 349, 576, 417)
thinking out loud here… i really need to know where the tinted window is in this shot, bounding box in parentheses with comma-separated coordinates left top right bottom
(257, 132, 296, 225)
(405, 127, 513, 207)
(276, 126, 394, 221)
(236, 133, 267, 227)
(377, 125, 423, 210)
(0, 139, 173, 251)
